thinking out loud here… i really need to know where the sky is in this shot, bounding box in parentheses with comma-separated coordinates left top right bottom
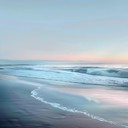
(0, 0, 128, 63)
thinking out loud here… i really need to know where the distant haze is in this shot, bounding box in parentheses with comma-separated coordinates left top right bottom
(0, 0, 128, 63)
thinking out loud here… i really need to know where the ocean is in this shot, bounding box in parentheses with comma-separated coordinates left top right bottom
(0, 60, 128, 128)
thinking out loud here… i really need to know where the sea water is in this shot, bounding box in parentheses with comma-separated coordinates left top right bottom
(0, 60, 128, 128)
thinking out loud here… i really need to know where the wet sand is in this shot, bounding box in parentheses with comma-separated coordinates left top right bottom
(0, 75, 121, 128)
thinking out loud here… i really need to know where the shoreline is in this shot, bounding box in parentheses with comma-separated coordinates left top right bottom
(0, 75, 122, 128)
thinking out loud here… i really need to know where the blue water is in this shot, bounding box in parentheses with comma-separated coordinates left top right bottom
(0, 60, 128, 128)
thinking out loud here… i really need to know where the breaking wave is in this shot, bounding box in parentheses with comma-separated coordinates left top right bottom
(67, 67, 128, 78)
(0, 64, 128, 87)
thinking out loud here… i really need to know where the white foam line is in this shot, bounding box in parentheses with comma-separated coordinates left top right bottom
(30, 87, 128, 128)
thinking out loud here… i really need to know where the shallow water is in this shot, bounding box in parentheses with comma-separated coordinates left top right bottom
(30, 81, 128, 128)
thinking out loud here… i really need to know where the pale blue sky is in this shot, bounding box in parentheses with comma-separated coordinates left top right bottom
(0, 0, 128, 62)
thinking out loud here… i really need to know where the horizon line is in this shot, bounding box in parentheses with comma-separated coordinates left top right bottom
(0, 59, 128, 64)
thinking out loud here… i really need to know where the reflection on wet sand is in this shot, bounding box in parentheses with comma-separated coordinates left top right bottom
(55, 86, 128, 107)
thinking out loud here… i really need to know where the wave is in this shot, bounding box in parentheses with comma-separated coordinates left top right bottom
(1, 64, 128, 87)
(1, 67, 128, 87)
(31, 87, 127, 128)
(1, 63, 128, 78)
(67, 67, 128, 78)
